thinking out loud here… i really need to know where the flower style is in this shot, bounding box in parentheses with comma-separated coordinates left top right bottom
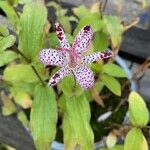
(39, 22, 113, 89)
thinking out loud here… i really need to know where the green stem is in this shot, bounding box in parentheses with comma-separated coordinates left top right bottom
(31, 65, 45, 86)
(11, 46, 45, 86)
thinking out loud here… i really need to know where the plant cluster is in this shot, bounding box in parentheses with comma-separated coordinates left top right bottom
(0, 0, 149, 150)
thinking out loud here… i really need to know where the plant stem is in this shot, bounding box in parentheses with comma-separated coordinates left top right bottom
(31, 65, 45, 85)
(11, 46, 45, 86)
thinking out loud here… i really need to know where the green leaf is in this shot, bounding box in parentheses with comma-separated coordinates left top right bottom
(1, 91, 17, 116)
(4, 64, 47, 83)
(73, 5, 90, 19)
(124, 128, 148, 150)
(91, 63, 103, 73)
(46, 1, 60, 10)
(11, 82, 37, 96)
(63, 94, 94, 150)
(93, 31, 109, 52)
(10, 86, 32, 109)
(142, 0, 148, 7)
(0, 24, 9, 36)
(101, 74, 121, 96)
(17, 110, 29, 128)
(101, 145, 124, 150)
(0, 51, 17, 67)
(74, 13, 103, 35)
(19, 2, 47, 61)
(49, 32, 73, 48)
(18, 0, 32, 4)
(0, 1, 19, 28)
(102, 64, 127, 77)
(0, 35, 16, 51)
(103, 16, 123, 47)
(106, 133, 117, 148)
(58, 16, 71, 34)
(30, 84, 57, 150)
(59, 75, 83, 97)
(128, 92, 149, 126)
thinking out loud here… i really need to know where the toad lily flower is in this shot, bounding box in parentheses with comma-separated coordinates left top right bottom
(39, 22, 113, 89)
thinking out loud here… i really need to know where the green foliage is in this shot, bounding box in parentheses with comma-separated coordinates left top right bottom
(101, 74, 121, 96)
(30, 84, 57, 150)
(19, 2, 47, 61)
(74, 13, 103, 34)
(10, 86, 32, 109)
(102, 64, 127, 77)
(124, 128, 148, 150)
(17, 110, 29, 128)
(101, 145, 124, 150)
(0, 35, 16, 51)
(59, 76, 83, 97)
(1, 1, 146, 150)
(73, 5, 123, 49)
(0, 1, 19, 29)
(73, 5, 90, 19)
(103, 16, 123, 47)
(0, 51, 17, 67)
(62, 94, 94, 150)
(0, 24, 9, 36)
(4, 64, 47, 83)
(1, 92, 17, 116)
(93, 31, 109, 51)
(128, 92, 149, 126)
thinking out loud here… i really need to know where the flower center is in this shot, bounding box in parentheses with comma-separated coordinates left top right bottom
(63, 48, 81, 68)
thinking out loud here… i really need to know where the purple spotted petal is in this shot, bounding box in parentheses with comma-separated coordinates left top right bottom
(55, 22, 70, 49)
(72, 25, 93, 55)
(39, 49, 69, 67)
(73, 66, 94, 89)
(82, 49, 113, 64)
(49, 66, 71, 86)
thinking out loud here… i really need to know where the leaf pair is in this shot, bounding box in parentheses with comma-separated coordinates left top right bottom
(124, 92, 149, 150)
(101, 64, 127, 96)
(0, 25, 17, 66)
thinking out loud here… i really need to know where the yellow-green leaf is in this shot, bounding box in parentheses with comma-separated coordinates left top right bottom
(128, 92, 149, 126)
(19, 2, 47, 61)
(10, 86, 32, 109)
(101, 145, 124, 150)
(73, 5, 90, 19)
(103, 16, 123, 47)
(63, 94, 94, 150)
(93, 31, 109, 52)
(0, 35, 16, 51)
(74, 13, 103, 35)
(106, 133, 117, 148)
(59, 75, 83, 97)
(101, 74, 121, 96)
(124, 128, 148, 150)
(58, 16, 71, 34)
(102, 64, 127, 77)
(4, 64, 46, 83)
(17, 110, 29, 128)
(0, 1, 19, 28)
(30, 84, 57, 150)
(1, 91, 17, 116)
(0, 24, 9, 36)
(0, 51, 17, 67)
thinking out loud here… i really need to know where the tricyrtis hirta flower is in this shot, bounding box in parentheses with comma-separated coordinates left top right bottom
(39, 22, 113, 89)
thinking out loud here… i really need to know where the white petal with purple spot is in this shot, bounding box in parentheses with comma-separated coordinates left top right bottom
(73, 66, 94, 89)
(82, 49, 113, 64)
(49, 66, 71, 86)
(72, 25, 93, 55)
(39, 48, 69, 67)
(55, 22, 70, 49)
